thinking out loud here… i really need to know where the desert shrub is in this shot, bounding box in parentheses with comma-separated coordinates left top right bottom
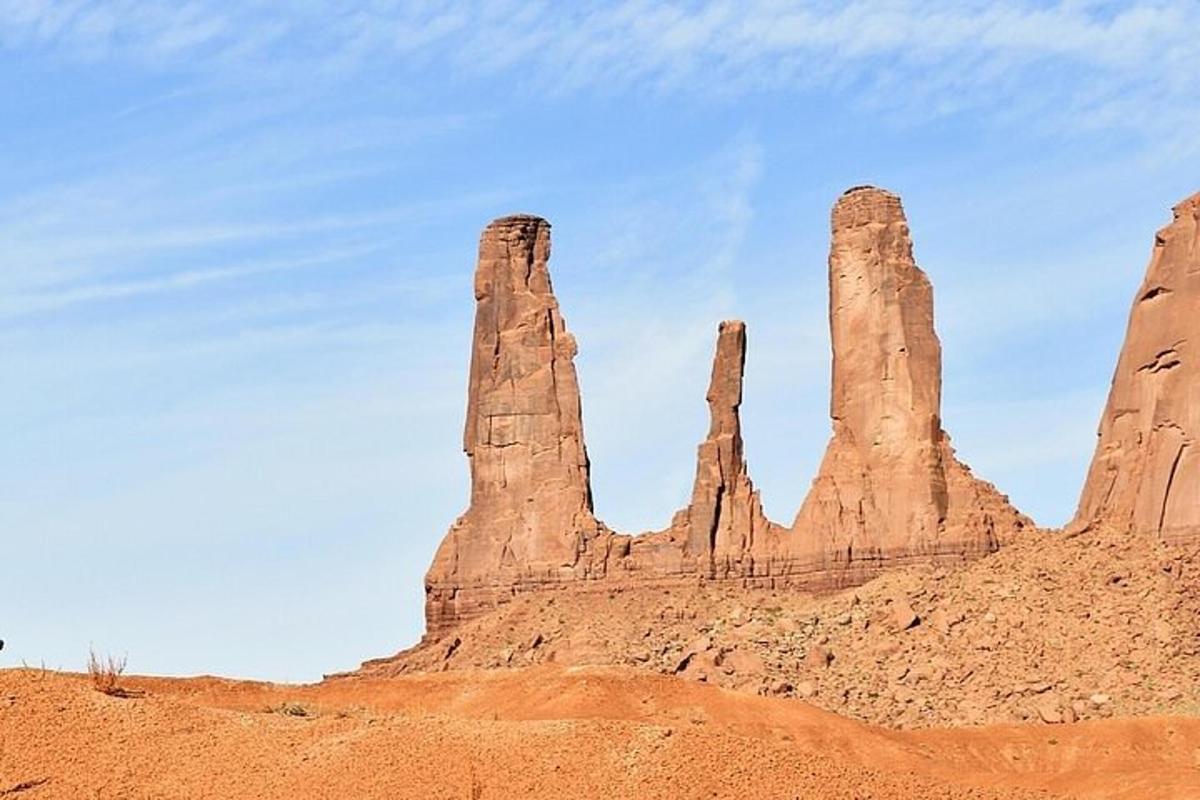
(87, 649, 128, 696)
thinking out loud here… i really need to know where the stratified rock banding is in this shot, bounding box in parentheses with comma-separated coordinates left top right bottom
(1075, 191, 1200, 543)
(792, 187, 1029, 573)
(423, 190, 1029, 634)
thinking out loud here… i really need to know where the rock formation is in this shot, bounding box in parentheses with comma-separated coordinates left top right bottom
(424, 215, 621, 633)
(422, 190, 1029, 634)
(669, 320, 776, 577)
(791, 187, 1028, 572)
(1075, 191, 1200, 543)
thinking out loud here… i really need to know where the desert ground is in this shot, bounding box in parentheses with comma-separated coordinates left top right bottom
(4, 525, 1197, 800)
(3, 664, 1198, 800)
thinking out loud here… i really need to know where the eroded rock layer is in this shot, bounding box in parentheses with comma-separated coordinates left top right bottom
(792, 188, 1029, 570)
(1075, 191, 1200, 543)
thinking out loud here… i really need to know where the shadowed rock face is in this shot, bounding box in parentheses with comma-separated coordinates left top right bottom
(423, 190, 1029, 634)
(792, 188, 1028, 568)
(1075, 191, 1200, 543)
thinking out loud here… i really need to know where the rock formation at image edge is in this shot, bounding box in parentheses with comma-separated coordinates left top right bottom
(424, 189, 1030, 634)
(1074, 190, 1200, 543)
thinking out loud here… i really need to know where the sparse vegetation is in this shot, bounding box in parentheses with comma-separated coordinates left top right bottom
(87, 649, 128, 697)
(20, 659, 52, 682)
(267, 701, 316, 718)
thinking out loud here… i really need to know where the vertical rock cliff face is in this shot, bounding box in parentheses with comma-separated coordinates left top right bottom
(792, 188, 1028, 571)
(671, 320, 776, 577)
(1075, 191, 1200, 543)
(423, 191, 1029, 634)
(424, 215, 619, 633)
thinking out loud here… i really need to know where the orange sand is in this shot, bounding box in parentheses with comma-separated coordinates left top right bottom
(2, 665, 1196, 799)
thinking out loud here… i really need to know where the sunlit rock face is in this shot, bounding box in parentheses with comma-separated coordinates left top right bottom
(423, 190, 1029, 635)
(424, 215, 618, 634)
(1075, 191, 1200, 544)
(791, 187, 1028, 577)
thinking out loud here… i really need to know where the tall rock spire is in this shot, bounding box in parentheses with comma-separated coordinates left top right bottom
(424, 215, 614, 632)
(418, 193, 1031, 638)
(793, 187, 1027, 563)
(675, 321, 773, 576)
(1075, 191, 1200, 543)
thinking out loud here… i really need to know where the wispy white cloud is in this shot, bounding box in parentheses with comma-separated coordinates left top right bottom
(3, 1, 1196, 144)
(0, 152, 511, 300)
(0, 199, 474, 278)
(0, 244, 384, 317)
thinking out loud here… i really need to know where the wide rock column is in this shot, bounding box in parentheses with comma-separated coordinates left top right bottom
(793, 187, 1028, 571)
(673, 320, 774, 577)
(424, 215, 615, 633)
(1075, 191, 1200, 543)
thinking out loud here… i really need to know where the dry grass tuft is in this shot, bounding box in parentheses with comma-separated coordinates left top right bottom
(87, 649, 130, 697)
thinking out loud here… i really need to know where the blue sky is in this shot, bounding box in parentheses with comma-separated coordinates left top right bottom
(3, 0, 1198, 682)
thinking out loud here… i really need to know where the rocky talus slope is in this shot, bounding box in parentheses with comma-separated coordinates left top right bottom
(362, 525, 1199, 730)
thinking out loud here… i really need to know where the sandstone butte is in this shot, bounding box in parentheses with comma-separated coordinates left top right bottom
(426, 187, 1036, 634)
(1073, 190, 1200, 544)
